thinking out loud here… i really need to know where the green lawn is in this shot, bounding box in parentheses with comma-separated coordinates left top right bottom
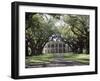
(63, 53, 89, 64)
(26, 54, 54, 64)
(26, 53, 89, 65)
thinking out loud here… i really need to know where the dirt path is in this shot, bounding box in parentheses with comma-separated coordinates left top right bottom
(26, 59, 88, 68)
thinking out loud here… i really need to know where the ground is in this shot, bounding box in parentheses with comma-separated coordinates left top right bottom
(25, 53, 89, 68)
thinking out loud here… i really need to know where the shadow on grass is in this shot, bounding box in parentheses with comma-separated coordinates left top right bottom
(25, 53, 89, 68)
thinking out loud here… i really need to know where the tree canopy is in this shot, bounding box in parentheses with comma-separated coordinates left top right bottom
(25, 13, 89, 56)
(58, 15, 89, 53)
(25, 13, 57, 55)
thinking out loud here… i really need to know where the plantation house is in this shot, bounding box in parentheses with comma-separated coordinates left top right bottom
(43, 41, 71, 54)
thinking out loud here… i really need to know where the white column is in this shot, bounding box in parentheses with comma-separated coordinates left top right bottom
(62, 43, 63, 53)
(57, 42, 59, 57)
(54, 42, 55, 53)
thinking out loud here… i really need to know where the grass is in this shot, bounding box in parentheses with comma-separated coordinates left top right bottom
(63, 53, 89, 64)
(26, 53, 89, 65)
(26, 54, 54, 64)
